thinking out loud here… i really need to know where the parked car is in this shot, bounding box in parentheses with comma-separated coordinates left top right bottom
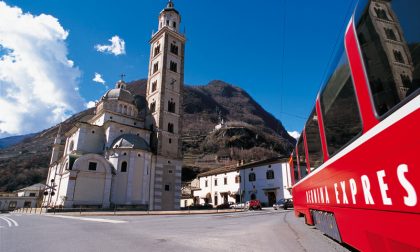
(230, 203, 245, 209)
(273, 198, 293, 210)
(216, 202, 234, 209)
(245, 200, 262, 210)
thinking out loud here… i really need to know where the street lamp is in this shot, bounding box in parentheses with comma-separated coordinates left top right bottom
(43, 179, 57, 208)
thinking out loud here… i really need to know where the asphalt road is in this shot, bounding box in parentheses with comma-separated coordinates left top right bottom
(0, 209, 350, 252)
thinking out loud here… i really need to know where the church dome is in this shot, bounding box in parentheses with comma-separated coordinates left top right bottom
(101, 80, 135, 104)
(111, 134, 150, 151)
(102, 89, 134, 104)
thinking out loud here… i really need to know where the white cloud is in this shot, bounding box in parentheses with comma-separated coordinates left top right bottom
(93, 72, 105, 84)
(288, 131, 301, 140)
(0, 1, 84, 138)
(95, 35, 126, 56)
(86, 101, 96, 108)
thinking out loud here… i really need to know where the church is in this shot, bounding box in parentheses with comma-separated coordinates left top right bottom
(43, 1, 185, 211)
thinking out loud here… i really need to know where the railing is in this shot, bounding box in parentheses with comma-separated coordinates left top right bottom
(11, 205, 246, 215)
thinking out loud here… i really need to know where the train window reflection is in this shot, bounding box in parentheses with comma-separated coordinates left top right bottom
(297, 136, 308, 179)
(321, 53, 362, 157)
(305, 109, 323, 171)
(357, 0, 420, 117)
(292, 152, 299, 183)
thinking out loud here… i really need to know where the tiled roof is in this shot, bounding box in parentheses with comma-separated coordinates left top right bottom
(197, 156, 289, 177)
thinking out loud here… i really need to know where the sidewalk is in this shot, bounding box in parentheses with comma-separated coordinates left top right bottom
(14, 207, 245, 217)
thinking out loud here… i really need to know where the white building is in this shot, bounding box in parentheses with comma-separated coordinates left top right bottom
(193, 157, 293, 207)
(0, 183, 45, 210)
(43, 0, 185, 211)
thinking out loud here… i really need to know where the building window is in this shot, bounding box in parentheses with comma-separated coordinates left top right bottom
(151, 81, 157, 92)
(165, 184, 170, 191)
(24, 201, 31, 208)
(235, 175, 241, 183)
(205, 180, 208, 187)
(249, 173, 256, 182)
(29, 193, 36, 197)
(169, 138, 172, 144)
(121, 161, 127, 172)
(153, 62, 159, 74)
(69, 140, 74, 152)
(170, 61, 177, 72)
(224, 177, 227, 185)
(214, 179, 218, 186)
(88, 162, 97, 171)
(170, 43, 178, 55)
(154, 44, 160, 57)
(173, 21, 176, 28)
(393, 50, 405, 64)
(168, 100, 176, 113)
(384, 28, 397, 41)
(166, 20, 169, 26)
(150, 102, 156, 113)
(374, 7, 390, 20)
(266, 170, 275, 180)
(400, 74, 412, 88)
(168, 123, 174, 133)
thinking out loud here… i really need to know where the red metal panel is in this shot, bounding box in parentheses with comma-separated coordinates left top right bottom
(315, 98, 329, 161)
(345, 22, 378, 132)
(293, 108, 420, 251)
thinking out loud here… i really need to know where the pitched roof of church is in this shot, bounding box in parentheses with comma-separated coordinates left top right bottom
(111, 134, 150, 151)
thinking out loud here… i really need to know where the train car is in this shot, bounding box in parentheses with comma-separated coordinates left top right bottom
(290, 0, 420, 251)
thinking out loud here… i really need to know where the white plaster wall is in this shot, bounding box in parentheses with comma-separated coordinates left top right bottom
(194, 171, 240, 206)
(194, 161, 292, 206)
(76, 126, 105, 154)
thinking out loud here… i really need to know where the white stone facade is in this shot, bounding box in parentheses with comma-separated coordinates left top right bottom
(194, 158, 292, 207)
(43, 1, 184, 210)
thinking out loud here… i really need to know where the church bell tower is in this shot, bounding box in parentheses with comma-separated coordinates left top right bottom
(146, 0, 185, 210)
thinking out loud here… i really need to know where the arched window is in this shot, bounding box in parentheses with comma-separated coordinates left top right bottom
(249, 172, 256, 182)
(168, 123, 174, 133)
(121, 161, 127, 172)
(266, 170, 274, 180)
(69, 141, 74, 152)
(168, 100, 176, 113)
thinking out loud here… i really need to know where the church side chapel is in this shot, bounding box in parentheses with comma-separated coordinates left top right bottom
(43, 0, 185, 211)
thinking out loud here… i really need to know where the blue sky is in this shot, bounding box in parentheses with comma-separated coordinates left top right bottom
(0, 0, 357, 138)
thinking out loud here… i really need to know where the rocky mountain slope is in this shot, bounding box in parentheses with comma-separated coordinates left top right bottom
(0, 133, 36, 149)
(0, 80, 295, 191)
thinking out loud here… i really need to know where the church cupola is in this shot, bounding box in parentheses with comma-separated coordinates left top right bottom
(159, 0, 181, 32)
(116, 79, 127, 90)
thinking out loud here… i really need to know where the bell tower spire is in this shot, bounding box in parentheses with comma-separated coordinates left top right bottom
(145, 1, 186, 211)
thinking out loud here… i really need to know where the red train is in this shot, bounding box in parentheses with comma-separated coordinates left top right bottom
(290, 0, 419, 251)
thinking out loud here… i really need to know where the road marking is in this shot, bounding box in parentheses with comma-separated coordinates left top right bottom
(46, 215, 127, 224)
(3, 216, 19, 227)
(0, 217, 12, 227)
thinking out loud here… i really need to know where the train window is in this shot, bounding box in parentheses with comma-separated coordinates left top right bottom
(321, 53, 362, 157)
(292, 152, 299, 183)
(357, 0, 420, 117)
(305, 109, 323, 171)
(297, 136, 308, 179)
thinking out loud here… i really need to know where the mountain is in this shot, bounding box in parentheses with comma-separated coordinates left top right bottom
(0, 80, 295, 191)
(0, 133, 36, 149)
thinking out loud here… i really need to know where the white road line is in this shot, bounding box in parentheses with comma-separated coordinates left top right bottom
(46, 215, 127, 224)
(3, 216, 18, 227)
(0, 217, 12, 227)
